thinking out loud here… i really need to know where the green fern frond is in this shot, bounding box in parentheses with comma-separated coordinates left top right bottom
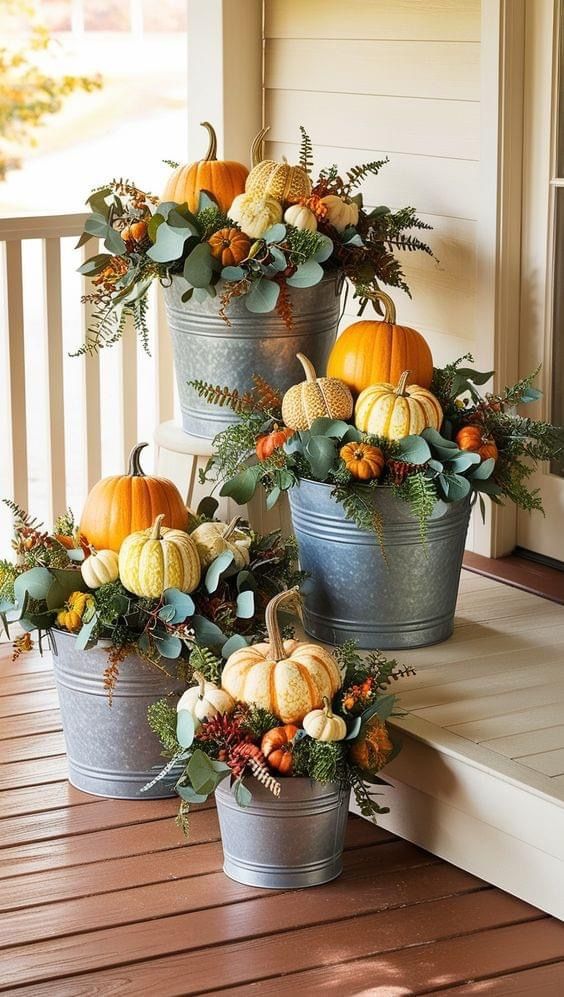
(393, 473, 437, 546)
(189, 645, 222, 684)
(188, 380, 255, 413)
(2, 499, 45, 533)
(344, 159, 389, 193)
(298, 125, 314, 175)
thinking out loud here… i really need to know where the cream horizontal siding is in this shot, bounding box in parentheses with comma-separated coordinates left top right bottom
(264, 0, 481, 366)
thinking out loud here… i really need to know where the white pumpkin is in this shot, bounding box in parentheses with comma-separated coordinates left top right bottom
(303, 698, 347, 742)
(319, 194, 359, 233)
(177, 672, 235, 729)
(191, 517, 251, 572)
(284, 204, 317, 232)
(228, 192, 282, 239)
(81, 549, 119, 589)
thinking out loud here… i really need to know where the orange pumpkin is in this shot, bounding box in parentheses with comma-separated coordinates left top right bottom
(340, 442, 385, 481)
(122, 220, 148, 249)
(327, 291, 434, 393)
(455, 425, 499, 462)
(208, 226, 251, 267)
(162, 122, 248, 214)
(261, 724, 299, 775)
(256, 426, 294, 461)
(80, 442, 189, 553)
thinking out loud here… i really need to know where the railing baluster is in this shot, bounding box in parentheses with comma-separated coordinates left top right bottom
(5, 240, 28, 509)
(82, 242, 102, 491)
(156, 288, 175, 424)
(120, 317, 138, 464)
(43, 238, 67, 520)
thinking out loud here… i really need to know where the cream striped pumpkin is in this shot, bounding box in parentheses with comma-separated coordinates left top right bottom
(355, 370, 443, 441)
(221, 589, 342, 724)
(118, 514, 200, 598)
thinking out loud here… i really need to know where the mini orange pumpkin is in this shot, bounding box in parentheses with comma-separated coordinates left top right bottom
(340, 442, 385, 481)
(122, 220, 148, 249)
(80, 443, 189, 553)
(162, 122, 248, 214)
(328, 291, 434, 393)
(261, 724, 299, 775)
(255, 426, 294, 461)
(208, 227, 251, 267)
(455, 425, 499, 462)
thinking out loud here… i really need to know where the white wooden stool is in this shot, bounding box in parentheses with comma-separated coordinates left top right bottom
(154, 421, 292, 536)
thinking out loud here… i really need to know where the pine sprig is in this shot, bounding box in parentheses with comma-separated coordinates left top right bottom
(147, 699, 180, 756)
(298, 125, 314, 175)
(293, 736, 347, 784)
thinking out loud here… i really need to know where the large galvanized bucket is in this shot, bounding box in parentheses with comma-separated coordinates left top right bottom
(50, 629, 178, 799)
(289, 480, 471, 650)
(164, 275, 342, 439)
(215, 776, 349, 888)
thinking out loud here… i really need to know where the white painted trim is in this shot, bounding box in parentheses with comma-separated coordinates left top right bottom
(186, 0, 263, 164)
(0, 214, 87, 241)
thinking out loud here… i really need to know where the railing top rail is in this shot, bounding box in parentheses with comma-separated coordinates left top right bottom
(0, 212, 88, 241)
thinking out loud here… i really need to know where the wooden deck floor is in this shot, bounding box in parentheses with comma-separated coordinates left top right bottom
(2, 599, 564, 994)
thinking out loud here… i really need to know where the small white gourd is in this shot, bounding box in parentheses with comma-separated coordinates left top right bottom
(81, 549, 119, 589)
(284, 204, 317, 232)
(177, 671, 235, 729)
(228, 192, 282, 239)
(302, 697, 347, 742)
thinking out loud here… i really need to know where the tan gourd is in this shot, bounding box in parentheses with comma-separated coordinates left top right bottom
(355, 370, 443, 441)
(228, 191, 282, 239)
(281, 354, 353, 431)
(177, 672, 234, 729)
(245, 126, 312, 205)
(81, 549, 119, 589)
(319, 194, 359, 233)
(302, 698, 347, 742)
(191, 517, 251, 572)
(221, 588, 342, 724)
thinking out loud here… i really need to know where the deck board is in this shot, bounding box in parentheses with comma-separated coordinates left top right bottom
(1, 569, 563, 994)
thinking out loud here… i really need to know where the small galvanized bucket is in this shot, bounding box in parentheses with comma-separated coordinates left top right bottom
(289, 479, 471, 650)
(215, 776, 350, 888)
(164, 275, 342, 439)
(50, 628, 178, 799)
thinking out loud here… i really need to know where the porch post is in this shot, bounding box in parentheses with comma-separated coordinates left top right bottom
(186, 0, 263, 162)
(474, 0, 525, 556)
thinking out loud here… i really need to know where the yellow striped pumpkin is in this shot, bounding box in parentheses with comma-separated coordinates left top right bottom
(221, 589, 342, 724)
(119, 514, 200, 598)
(355, 370, 443, 441)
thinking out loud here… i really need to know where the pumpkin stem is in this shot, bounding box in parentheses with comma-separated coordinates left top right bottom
(322, 696, 334, 718)
(395, 371, 411, 396)
(223, 517, 240, 541)
(127, 442, 148, 477)
(200, 121, 217, 162)
(193, 671, 206, 699)
(265, 586, 302, 662)
(296, 353, 317, 383)
(364, 289, 397, 325)
(150, 513, 166, 540)
(250, 125, 270, 167)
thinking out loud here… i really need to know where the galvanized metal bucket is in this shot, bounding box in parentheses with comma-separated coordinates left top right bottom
(50, 628, 178, 799)
(289, 480, 471, 650)
(215, 776, 350, 888)
(163, 275, 342, 439)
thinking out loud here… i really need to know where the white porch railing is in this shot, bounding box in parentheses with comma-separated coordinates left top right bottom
(0, 213, 175, 529)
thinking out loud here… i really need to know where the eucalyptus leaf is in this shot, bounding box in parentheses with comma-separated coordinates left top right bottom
(306, 436, 338, 480)
(14, 567, 53, 607)
(220, 465, 263, 503)
(397, 435, 432, 465)
(158, 604, 176, 623)
(448, 451, 481, 474)
(345, 716, 362, 741)
(236, 569, 257, 593)
(162, 588, 195, 623)
(154, 633, 183, 659)
(183, 242, 214, 288)
(313, 235, 334, 263)
(422, 428, 458, 450)
(264, 223, 286, 244)
(286, 259, 324, 288)
(46, 567, 88, 610)
(245, 277, 280, 313)
(147, 213, 164, 242)
(342, 426, 363, 444)
(176, 784, 209, 804)
(205, 551, 235, 594)
(266, 486, 281, 509)
(198, 190, 218, 211)
(191, 615, 226, 648)
(196, 495, 219, 519)
(187, 749, 230, 794)
(77, 254, 113, 277)
(234, 778, 253, 807)
(269, 246, 287, 271)
(308, 418, 350, 439)
(176, 709, 195, 749)
(74, 614, 98, 651)
(221, 265, 245, 281)
(147, 223, 192, 263)
(222, 633, 248, 657)
(439, 472, 471, 502)
(236, 589, 255, 619)
(471, 457, 496, 481)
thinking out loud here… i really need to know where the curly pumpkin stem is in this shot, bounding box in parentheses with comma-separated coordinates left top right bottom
(200, 121, 217, 161)
(222, 516, 240, 541)
(127, 442, 149, 477)
(364, 289, 397, 324)
(395, 371, 411, 396)
(250, 125, 271, 167)
(265, 585, 302, 662)
(296, 353, 318, 383)
(150, 513, 166, 540)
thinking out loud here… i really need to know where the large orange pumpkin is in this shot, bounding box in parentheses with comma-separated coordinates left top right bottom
(327, 291, 434, 393)
(162, 122, 248, 214)
(455, 425, 499, 462)
(80, 443, 189, 553)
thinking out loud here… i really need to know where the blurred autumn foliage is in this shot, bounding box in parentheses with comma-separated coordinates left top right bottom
(0, 0, 102, 180)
